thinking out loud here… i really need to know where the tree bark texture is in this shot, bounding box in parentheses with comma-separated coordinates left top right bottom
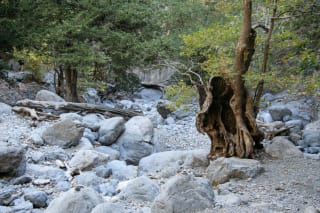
(196, 0, 264, 159)
(65, 64, 79, 102)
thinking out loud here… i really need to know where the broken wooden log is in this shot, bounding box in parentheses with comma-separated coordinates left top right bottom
(15, 99, 143, 119)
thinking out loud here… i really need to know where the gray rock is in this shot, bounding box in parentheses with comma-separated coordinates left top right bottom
(26, 164, 67, 182)
(134, 88, 162, 101)
(265, 136, 303, 159)
(7, 70, 34, 82)
(28, 133, 44, 146)
(45, 187, 103, 213)
(11, 198, 33, 212)
(93, 165, 112, 178)
(56, 181, 71, 192)
(0, 188, 16, 206)
(303, 153, 320, 160)
(285, 119, 303, 133)
(97, 180, 118, 196)
(73, 172, 102, 191)
(257, 111, 273, 123)
(81, 88, 101, 104)
(116, 116, 154, 165)
(43, 148, 68, 161)
(173, 108, 194, 120)
(302, 120, 320, 148)
(151, 174, 215, 213)
(30, 151, 45, 163)
(91, 202, 124, 213)
(156, 101, 174, 119)
(98, 117, 125, 146)
(60, 113, 83, 123)
(12, 175, 32, 185)
(269, 105, 292, 121)
(82, 114, 105, 131)
(75, 137, 94, 150)
(83, 128, 98, 143)
(117, 176, 160, 202)
(42, 119, 84, 148)
(0, 102, 12, 115)
(35, 90, 65, 102)
(94, 146, 120, 161)
(69, 150, 109, 172)
(288, 133, 302, 145)
(138, 149, 209, 178)
(304, 147, 320, 154)
(206, 157, 264, 185)
(24, 191, 48, 208)
(106, 160, 137, 181)
(0, 142, 26, 176)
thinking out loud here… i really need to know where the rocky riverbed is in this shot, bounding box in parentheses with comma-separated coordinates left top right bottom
(0, 81, 319, 213)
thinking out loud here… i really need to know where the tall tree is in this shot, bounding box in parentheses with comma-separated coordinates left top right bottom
(196, 0, 264, 159)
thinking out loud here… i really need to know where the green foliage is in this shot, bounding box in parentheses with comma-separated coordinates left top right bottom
(165, 81, 197, 108)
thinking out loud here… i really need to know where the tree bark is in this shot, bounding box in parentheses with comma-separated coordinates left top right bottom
(65, 64, 79, 102)
(15, 99, 142, 120)
(196, 0, 264, 160)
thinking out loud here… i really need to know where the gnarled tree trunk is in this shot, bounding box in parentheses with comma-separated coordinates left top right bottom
(196, 0, 264, 159)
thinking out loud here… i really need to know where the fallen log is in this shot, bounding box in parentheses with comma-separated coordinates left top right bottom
(15, 99, 143, 119)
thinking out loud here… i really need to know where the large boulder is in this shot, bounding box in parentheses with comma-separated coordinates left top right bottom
(117, 176, 160, 202)
(24, 190, 48, 208)
(69, 150, 109, 172)
(98, 117, 125, 146)
(265, 136, 303, 159)
(116, 116, 154, 165)
(45, 187, 103, 213)
(206, 157, 264, 185)
(151, 174, 215, 213)
(138, 149, 209, 178)
(0, 142, 26, 176)
(42, 119, 84, 148)
(35, 90, 65, 102)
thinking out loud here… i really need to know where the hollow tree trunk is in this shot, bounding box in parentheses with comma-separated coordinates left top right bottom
(65, 64, 79, 102)
(196, 0, 264, 159)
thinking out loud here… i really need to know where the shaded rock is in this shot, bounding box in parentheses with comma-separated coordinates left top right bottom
(93, 165, 112, 179)
(69, 150, 109, 172)
(206, 157, 263, 185)
(116, 116, 154, 165)
(98, 117, 125, 146)
(265, 136, 303, 159)
(285, 119, 303, 134)
(82, 114, 105, 131)
(0, 188, 16, 206)
(269, 105, 292, 121)
(81, 88, 101, 104)
(302, 120, 320, 148)
(117, 176, 160, 202)
(11, 198, 33, 212)
(151, 174, 215, 213)
(0, 142, 26, 176)
(35, 89, 65, 102)
(173, 108, 194, 120)
(73, 172, 102, 191)
(75, 137, 94, 150)
(91, 202, 124, 213)
(42, 119, 84, 148)
(156, 101, 174, 119)
(12, 175, 32, 185)
(43, 148, 68, 161)
(94, 146, 120, 161)
(106, 160, 137, 181)
(7, 70, 34, 82)
(24, 191, 48, 208)
(30, 151, 45, 163)
(0, 102, 11, 115)
(45, 187, 103, 213)
(83, 128, 98, 143)
(138, 149, 209, 178)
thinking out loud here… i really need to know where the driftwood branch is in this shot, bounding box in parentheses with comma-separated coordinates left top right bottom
(15, 99, 143, 119)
